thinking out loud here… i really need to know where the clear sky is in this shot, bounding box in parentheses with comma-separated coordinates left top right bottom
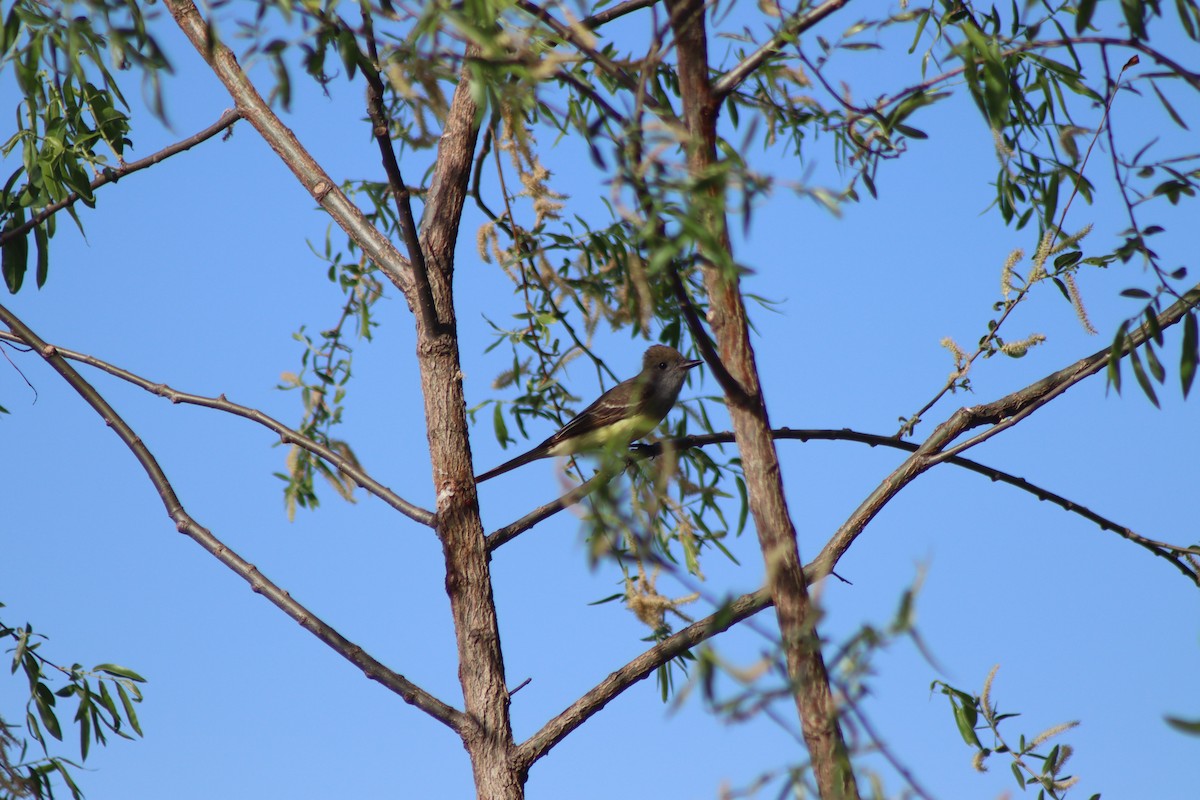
(2, 3, 1198, 799)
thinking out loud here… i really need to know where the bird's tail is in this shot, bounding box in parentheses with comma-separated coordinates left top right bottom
(474, 447, 546, 483)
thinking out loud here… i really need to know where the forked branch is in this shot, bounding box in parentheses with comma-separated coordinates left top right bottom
(0, 303, 467, 734)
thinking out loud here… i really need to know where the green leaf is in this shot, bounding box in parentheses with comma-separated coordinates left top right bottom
(97, 680, 120, 727)
(1054, 251, 1082, 269)
(80, 705, 91, 761)
(1076, 0, 1099, 32)
(116, 682, 142, 736)
(1177, 0, 1199, 39)
(35, 684, 63, 741)
(1144, 306, 1164, 347)
(34, 223, 48, 288)
(1150, 80, 1189, 130)
(1145, 342, 1165, 383)
(1129, 348, 1160, 408)
(94, 663, 147, 682)
(2, 214, 28, 294)
(1181, 312, 1197, 398)
(1166, 715, 1200, 734)
(1107, 323, 1128, 394)
(492, 402, 509, 446)
(952, 698, 982, 748)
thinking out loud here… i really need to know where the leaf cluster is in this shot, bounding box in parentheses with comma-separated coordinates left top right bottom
(0, 0, 168, 294)
(2, 606, 145, 800)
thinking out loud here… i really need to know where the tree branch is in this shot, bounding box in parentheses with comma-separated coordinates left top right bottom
(0, 302, 467, 735)
(360, 9, 442, 333)
(513, 587, 773, 772)
(582, 0, 659, 28)
(711, 0, 851, 100)
(665, 0, 859, 793)
(0, 329, 436, 527)
(161, 0, 416, 298)
(0, 109, 242, 248)
(814, 284, 1200, 582)
(654, 429, 1200, 580)
(485, 468, 613, 550)
(482, 424, 1199, 582)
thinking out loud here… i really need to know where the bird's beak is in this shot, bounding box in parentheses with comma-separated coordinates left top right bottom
(683, 358, 703, 370)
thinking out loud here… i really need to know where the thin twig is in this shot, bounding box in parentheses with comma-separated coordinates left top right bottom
(711, 0, 851, 100)
(484, 426, 1200, 578)
(582, 0, 658, 28)
(0, 109, 242, 248)
(816, 284, 1200, 584)
(0, 329, 436, 527)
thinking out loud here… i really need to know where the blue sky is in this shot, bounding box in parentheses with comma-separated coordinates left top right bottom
(2, 3, 1199, 798)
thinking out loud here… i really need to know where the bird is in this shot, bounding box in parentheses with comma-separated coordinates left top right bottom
(474, 344, 702, 482)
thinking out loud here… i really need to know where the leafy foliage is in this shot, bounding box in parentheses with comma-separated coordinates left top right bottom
(1, 604, 145, 800)
(934, 667, 1087, 800)
(0, 0, 169, 294)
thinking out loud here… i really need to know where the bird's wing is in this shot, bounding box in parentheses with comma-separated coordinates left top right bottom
(544, 375, 640, 448)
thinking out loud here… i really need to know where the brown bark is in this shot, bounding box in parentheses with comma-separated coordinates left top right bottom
(417, 57, 522, 799)
(161, 2, 522, 794)
(664, 1, 858, 797)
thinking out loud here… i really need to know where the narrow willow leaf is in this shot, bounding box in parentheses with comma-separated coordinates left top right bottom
(1107, 323, 1128, 394)
(1129, 349, 1160, 407)
(1166, 715, 1200, 734)
(1150, 80, 1189, 130)
(1181, 312, 1197, 398)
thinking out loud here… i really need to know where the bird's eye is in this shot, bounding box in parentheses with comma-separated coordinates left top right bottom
(658, 361, 667, 369)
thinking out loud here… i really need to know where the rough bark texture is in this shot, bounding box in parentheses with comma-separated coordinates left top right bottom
(664, 1, 859, 797)
(158, 4, 524, 797)
(417, 62, 522, 799)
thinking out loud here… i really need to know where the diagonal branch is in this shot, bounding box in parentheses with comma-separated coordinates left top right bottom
(0, 109, 241, 248)
(650, 429, 1200, 579)
(161, 0, 416, 300)
(814, 284, 1200, 581)
(0, 302, 467, 735)
(582, 0, 658, 28)
(711, 0, 851, 100)
(0, 329, 436, 526)
(485, 468, 613, 550)
(513, 587, 773, 772)
(668, 264, 751, 404)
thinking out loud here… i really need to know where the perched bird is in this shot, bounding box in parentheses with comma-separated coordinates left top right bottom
(475, 344, 702, 482)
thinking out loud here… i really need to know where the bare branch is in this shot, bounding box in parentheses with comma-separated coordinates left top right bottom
(485, 469, 613, 550)
(360, 9, 442, 334)
(0, 329, 436, 527)
(0, 302, 467, 735)
(161, 0, 416, 298)
(582, 0, 659, 28)
(483, 423, 1200, 580)
(0, 109, 242, 248)
(513, 587, 772, 772)
(656, 429, 1200, 577)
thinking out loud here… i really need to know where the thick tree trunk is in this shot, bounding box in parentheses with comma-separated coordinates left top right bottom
(417, 62, 523, 800)
(664, 1, 859, 797)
